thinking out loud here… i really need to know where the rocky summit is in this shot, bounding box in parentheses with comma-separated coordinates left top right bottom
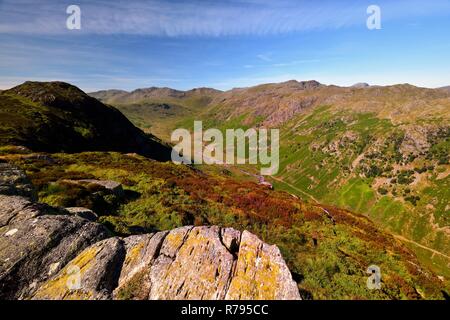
(0, 165, 300, 300)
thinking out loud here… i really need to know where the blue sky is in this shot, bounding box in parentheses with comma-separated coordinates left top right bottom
(1, 0, 450, 91)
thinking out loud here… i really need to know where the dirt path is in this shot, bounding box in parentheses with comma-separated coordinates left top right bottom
(232, 167, 320, 203)
(270, 175, 320, 203)
(393, 234, 450, 260)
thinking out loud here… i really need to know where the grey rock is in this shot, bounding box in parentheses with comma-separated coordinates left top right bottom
(351, 83, 370, 88)
(63, 179, 124, 197)
(20, 154, 55, 164)
(0, 195, 42, 227)
(65, 207, 98, 222)
(113, 232, 168, 299)
(0, 196, 110, 299)
(0, 163, 36, 201)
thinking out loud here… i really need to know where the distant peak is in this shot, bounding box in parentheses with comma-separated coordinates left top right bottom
(187, 87, 223, 94)
(438, 86, 450, 93)
(130, 87, 185, 98)
(351, 82, 370, 88)
(6, 81, 88, 106)
(15, 81, 83, 92)
(280, 80, 322, 89)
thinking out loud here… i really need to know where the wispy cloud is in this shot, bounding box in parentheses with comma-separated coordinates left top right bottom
(2, 0, 450, 37)
(257, 53, 272, 62)
(271, 59, 320, 67)
(244, 58, 321, 69)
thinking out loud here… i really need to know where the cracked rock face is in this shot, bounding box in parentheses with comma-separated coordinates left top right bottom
(0, 165, 300, 300)
(112, 226, 300, 300)
(147, 226, 235, 300)
(225, 231, 301, 300)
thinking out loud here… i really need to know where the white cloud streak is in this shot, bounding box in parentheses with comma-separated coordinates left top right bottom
(257, 53, 272, 62)
(1, 0, 449, 37)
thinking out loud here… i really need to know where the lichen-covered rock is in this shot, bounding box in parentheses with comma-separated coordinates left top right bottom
(0, 163, 36, 201)
(113, 232, 167, 299)
(32, 237, 125, 300)
(0, 196, 110, 299)
(148, 226, 235, 300)
(113, 226, 300, 300)
(225, 231, 301, 300)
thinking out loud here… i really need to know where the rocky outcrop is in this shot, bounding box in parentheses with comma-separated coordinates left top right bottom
(0, 166, 300, 300)
(0, 162, 36, 201)
(65, 207, 98, 222)
(31, 225, 300, 300)
(33, 237, 125, 300)
(0, 196, 110, 299)
(68, 179, 124, 197)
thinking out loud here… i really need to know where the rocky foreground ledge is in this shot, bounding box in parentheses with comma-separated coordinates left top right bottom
(0, 163, 300, 300)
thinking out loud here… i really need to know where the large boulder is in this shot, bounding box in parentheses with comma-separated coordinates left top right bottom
(113, 226, 301, 300)
(36, 225, 300, 300)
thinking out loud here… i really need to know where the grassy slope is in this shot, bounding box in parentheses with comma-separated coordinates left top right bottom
(272, 106, 450, 279)
(2, 149, 447, 300)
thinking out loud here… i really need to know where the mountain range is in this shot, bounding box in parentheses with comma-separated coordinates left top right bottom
(91, 80, 450, 280)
